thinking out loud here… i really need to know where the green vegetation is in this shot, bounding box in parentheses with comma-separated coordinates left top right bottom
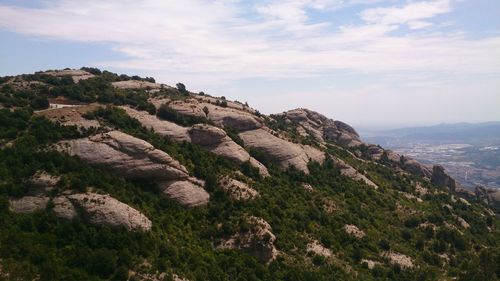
(0, 69, 498, 281)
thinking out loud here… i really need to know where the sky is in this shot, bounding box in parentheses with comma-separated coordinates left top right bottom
(0, 0, 499, 128)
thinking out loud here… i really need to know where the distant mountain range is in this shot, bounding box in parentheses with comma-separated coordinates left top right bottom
(363, 122, 500, 145)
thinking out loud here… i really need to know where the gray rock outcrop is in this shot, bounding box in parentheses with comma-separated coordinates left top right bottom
(159, 180, 210, 208)
(67, 193, 152, 231)
(121, 107, 269, 176)
(239, 128, 324, 174)
(283, 108, 362, 147)
(431, 165, 459, 190)
(219, 216, 277, 263)
(218, 176, 259, 201)
(56, 130, 210, 207)
(57, 130, 190, 181)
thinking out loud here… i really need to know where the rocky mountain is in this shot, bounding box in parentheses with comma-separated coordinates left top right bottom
(0, 68, 498, 281)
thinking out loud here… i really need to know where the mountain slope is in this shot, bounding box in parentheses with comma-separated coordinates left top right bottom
(0, 68, 498, 281)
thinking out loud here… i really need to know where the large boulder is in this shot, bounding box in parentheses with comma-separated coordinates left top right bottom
(282, 108, 362, 147)
(9, 196, 50, 214)
(219, 216, 277, 263)
(239, 128, 324, 174)
(61, 193, 152, 231)
(121, 106, 190, 142)
(57, 130, 190, 181)
(402, 157, 432, 178)
(431, 165, 459, 190)
(218, 176, 259, 201)
(475, 186, 500, 210)
(159, 180, 210, 208)
(57, 130, 211, 207)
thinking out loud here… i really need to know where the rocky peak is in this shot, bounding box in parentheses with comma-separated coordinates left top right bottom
(282, 108, 362, 147)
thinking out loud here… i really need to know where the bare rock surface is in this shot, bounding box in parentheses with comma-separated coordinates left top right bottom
(218, 176, 259, 201)
(361, 259, 380, 269)
(121, 106, 190, 142)
(475, 186, 500, 210)
(57, 130, 190, 181)
(344, 224, 366, 239)
(9, 196, 50, 214)
(65, 193, 152, 231)
(381, 251, 414, 269)
(205, 104, 262, 131)
(36, 104, 101, 129)
(431, 165, 459, 190)
(112, 80, 162, 90)
(44, 69, 95, 83)
(333, 158, 378, 188)
(121, 107, 269, 176)
(307, 240, 332, 258)
(167, 99, 207, 118)
(159, 180, 210, 208)
(283, 108, 362, 147)
(219, 216, 278, 263)
(52, 195, 78, 220)
(239, 128, 324, 174)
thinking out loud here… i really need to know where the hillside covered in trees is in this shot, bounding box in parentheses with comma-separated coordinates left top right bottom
(0, 68, 498, 281)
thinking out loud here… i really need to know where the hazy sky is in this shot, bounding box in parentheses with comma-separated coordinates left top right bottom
(0, 0, 499, 128)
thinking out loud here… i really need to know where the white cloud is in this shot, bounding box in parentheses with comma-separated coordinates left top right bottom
(0, 0, 499, 124)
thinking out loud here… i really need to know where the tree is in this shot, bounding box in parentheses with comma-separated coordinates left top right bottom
(176, 83, 187, 93)
(30, 96, 49, 110)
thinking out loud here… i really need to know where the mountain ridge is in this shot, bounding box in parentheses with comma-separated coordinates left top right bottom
(0, 68, 498, 281)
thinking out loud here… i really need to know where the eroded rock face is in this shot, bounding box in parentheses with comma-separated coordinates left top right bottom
(206, 104, 262, 131)
(64, 193, 152, 231)
(402, 157, 432, 179)
(283, 108, 362, 147)
(44, 69, 95, 83)
(9, 196, 50, 214)
(219, 216, 277, 263)
(121, 107, 269, 177)
(56, 130, 211, 207)
(344, 224, 366, 239)
(36, 104, 101, 129)
(333, 158, 378, 188)
(159, 180, 210, 208)
(218, 176, 259, 201)
(381, 251, 414, 270)
(239, 128, 324, 174)
(121, 106, 190, 142)
(57, 130, 190, 181)
(431, 165, 459, 190)
(307, 240, 332, 258)
(111, 80, 162, 90)
(475, 186, 500, 210)
(189, 124, 251, 164)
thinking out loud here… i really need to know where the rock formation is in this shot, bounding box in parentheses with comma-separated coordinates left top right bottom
(60, 193, 152, 231)
(44, 69, 95, 83)
(218, 176, 259, 201)
(56, 130, 210, 207)
(219, 216, 278, 263)
(475, 186, 500, 210)
(121, 107, 269, 176)
(238, 128, 324, 174)
(282, 108, 362, 147)
(381, 251, 414, 270)
(431, 165, 459, 190)
(344, 224, 366, 239)
(307, 240, 332, 258)
(112, 80, 162, 90)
